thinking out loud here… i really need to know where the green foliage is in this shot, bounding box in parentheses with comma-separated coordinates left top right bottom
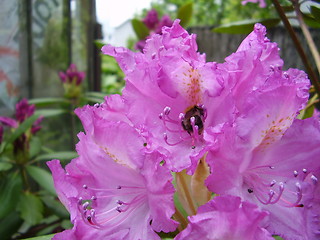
(21, 234, 55, 240)
(35, 109, 69, 117)
(17, 192, 44, 226)
(213, 18, 280, 34)
(311, 5, 320, 22)
(35, 151, 78, 162)
(101, 55, 125, 95)
(0, 114, 39, 154)
(37, 18, 69, 70)
(132, 19, 150, 40)
(0, 173, 22, 219)
(0, 212, 23, 239)
(26, 166, 56, 196)
(177, 2, 193, 27)
(273, 236, 284, 240)
(28, 98, 69, 107)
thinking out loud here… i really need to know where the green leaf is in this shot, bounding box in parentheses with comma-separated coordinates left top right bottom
(84, 96, 105, 103)
(131, 18, 150, 40)
(28, 97, 69, 107)
(311, 5, 320, 22)
(0, 173, 23, 218)
(2, 114, 39, 150)
(0, 162, 13, 171)
(177, 2, 193, 27)
(26, 165, 56, 196)
(273, 236, 284, 240)
(17, 192, 44, 226)
(279, 5, 294, 12)
(302, 104, 315, 119)
(29, 137, 42, 159)
(40, 195, 69, 218)
(213, 18, 280, 34)
(35, 109, 69, 117)
(94, 40, 107, 49)
(0, 211, 23, 240)
(303, 13, 320, 28)
(85, 91, 106, 99)
(35, 151, 78, 162)
(21, 234, 55, 240)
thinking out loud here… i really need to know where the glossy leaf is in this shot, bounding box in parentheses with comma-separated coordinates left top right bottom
(177, 2, 193, 27)
(41, 195, 69, 218)
(35, 109, 69, 117)
(311, 5, 320, 22)
(3, 114, 39, 148)
(0, 211, 23, 240)
(94, 40, 107, 49)
(0, 162, 13, 171)
(85, 91, 106, 99)
(35, 151, 78, 162)
(273, 236, 284, 240)
(279, 5, 294, 12)
(17, 192, 44, 226)
(26, 165, 56, 196)
(21, 234, 55, 240)
(302, 105, 315, 119)
(29, 136, 42, 159)
(0, 173, 22, 218)
(84, 96, 105, 103)
(28, 98, 69, 107)
(302, 13, 320, 28)
(213, 18, 280, 34)
(131, 18, 150, 40)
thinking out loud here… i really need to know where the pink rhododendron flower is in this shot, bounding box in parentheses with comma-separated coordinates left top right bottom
(242, 0, 267, 8)
(58, 64, 85, 98)
(47, 102, 178, 240)
(0, 125, 3, 144)
(135, 9, 173, 52)
(103, 20, 233, 173)
(0, 98, 43, 156)
(58, 63, 85, 85)
(155, 15, 173, 34)
(0, 98, 43, 133)
(205, 117, 320, 239)
(143, 9, 159, 30)
(175, 195, 274, 240)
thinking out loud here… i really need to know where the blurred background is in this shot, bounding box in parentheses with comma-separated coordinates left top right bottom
(0, 0, 319, 239)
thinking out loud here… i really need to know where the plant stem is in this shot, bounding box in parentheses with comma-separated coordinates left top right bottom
(291, 0, 320, 75)
(176, 171, 197, 216)
(173, 207, 188, 231)
(271, 0, 320, 96)
(70, 99, 77, 149)
(20, 166, 30, 191)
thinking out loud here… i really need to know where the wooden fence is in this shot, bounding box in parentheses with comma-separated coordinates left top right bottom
(189, 26, 319, 72)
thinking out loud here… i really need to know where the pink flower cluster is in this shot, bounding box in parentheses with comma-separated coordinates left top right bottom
(135, 9, 173, 52)
(58, 64, 85, 86)
(0, 98, 43, 156)
(48, 21, 320, 240)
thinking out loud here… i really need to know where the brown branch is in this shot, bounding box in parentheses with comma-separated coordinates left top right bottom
(271, 0, 320, 96)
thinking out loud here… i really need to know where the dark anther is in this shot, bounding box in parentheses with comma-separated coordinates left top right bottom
(181, 105, 205, 135)
(248, 188, 254, 193)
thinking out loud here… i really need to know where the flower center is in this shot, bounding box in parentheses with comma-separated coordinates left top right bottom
(181, 105, 206, 135)
(159, 105, 207, 148)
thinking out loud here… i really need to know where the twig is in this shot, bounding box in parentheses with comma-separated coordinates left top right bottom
(271, 0, 320, 96)
(291, 0, 320, 75)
